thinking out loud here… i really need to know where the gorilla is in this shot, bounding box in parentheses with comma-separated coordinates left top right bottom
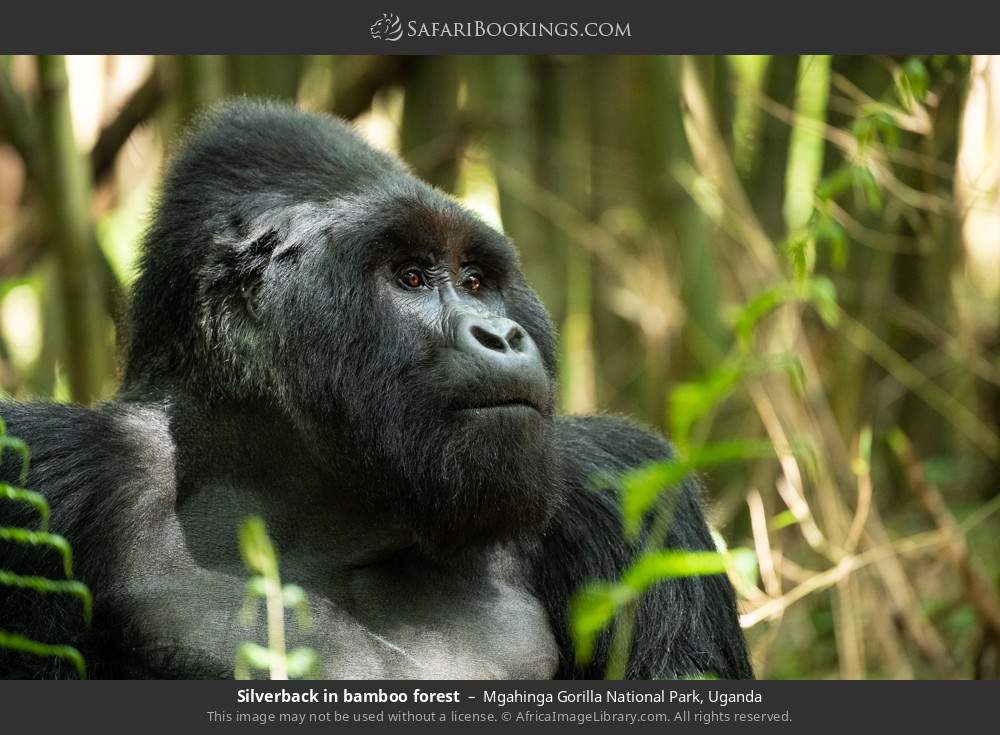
(0, 101, 751, 679)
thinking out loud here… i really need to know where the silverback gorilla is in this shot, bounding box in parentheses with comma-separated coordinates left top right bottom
(0, 102, 751, 679)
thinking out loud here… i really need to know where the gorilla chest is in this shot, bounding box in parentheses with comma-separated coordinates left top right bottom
(166, 465, 558, 679)
(290, 545, 559, 679)
(171, 487, 556, 678)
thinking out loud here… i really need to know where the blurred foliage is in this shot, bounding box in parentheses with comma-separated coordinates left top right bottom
(0, 54, 997, 679)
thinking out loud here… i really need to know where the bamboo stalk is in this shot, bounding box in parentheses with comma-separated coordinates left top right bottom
(35, 55, 107, 404)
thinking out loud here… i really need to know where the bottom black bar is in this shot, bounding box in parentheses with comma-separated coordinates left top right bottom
(1, 680, 991, 732)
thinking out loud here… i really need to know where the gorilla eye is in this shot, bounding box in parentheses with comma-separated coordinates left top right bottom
(463, 273, 482, 292)
(398, 268, 425, 290)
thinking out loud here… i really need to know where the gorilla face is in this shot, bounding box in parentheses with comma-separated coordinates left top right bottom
(256, 185, 564, 547)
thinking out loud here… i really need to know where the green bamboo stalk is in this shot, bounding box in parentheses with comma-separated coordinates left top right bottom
(783, 55, 832, 234)
(475, 56, 539, 246)
(176, 55, 227, 123)
(400, 58, 462, 192)
(538, 58, 596, 414)
(0, 57, 39, 174)
(746, 56, 800, 240)
(728, 55, 771, 180)
(35, 55, 106, 404)
(631, 57, 724, 376)
(230, 55, 303, 100)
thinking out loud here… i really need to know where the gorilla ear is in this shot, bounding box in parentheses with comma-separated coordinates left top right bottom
(234, 229, 280, 320)
(203, 226, 294, 323)
(239, 274, 261, 321)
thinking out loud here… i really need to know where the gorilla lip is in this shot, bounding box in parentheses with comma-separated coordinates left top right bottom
(460, 398, 542, 414)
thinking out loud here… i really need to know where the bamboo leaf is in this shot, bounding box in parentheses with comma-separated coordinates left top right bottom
(770, 510, 800, 530)
(569, 582, 634, 665)
(624, 550, 728, 590)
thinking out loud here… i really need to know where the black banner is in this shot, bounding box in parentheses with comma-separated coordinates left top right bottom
(1, 680, 993, 732)
(1, 0, 997, 54)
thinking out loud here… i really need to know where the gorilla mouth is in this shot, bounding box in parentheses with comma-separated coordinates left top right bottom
(460, 398, 543, 414)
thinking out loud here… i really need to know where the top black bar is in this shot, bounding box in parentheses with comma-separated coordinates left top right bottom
(2, 0, 998, 54)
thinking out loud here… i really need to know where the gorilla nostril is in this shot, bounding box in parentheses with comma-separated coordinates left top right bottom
(505, 326, 526, 352)
(470, 325, 508, 352)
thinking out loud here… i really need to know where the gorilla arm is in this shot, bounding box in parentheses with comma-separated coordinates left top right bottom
(521, 415, 754, 680)
(0, 402, 417, 679)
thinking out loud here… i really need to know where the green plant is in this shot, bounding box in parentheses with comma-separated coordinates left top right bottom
(235, 515, 317, 680)
(0, 417, 91, 678)
(569, 268, 835, 679)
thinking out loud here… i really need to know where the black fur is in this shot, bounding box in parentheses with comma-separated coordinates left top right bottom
(0, 101, 751, 679)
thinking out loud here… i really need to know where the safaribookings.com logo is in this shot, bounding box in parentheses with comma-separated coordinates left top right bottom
(370, 13, 404, 41)
(369, 13, 631, 42)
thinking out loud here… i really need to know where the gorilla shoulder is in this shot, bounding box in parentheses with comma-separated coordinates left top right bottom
(0, 402, 176, 543)
(555, 414, 677, 474)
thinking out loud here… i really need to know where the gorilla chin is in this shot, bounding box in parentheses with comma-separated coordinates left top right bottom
(376, 404, 563, 551)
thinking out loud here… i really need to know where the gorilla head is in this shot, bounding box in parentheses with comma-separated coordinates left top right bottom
(122, 102, 563, 548)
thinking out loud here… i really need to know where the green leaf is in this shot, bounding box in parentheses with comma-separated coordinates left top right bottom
(239, 576, 269, 626)
(686, 439, 780, 469)
(732, 285, 791, 350)
(0, 484, 50, 531)
(235, 642, 273, 680)
(770, 510, 800, 530)
(282, 583, 305, 608)
(623, 550, 728, 590)
(852, 165, 882, 212)
(283, 584, 311, 631)
(898, 58, 929, 107)
(784, 229, 816, 280)
(618, 440, 778, 539)
(808, 276, 839, 327)
(817, 166, 854, 201)
(246, 575, 269, 596)
(668, 354, 804, 449)
(0, 570, 92, 623)
(668, 366, 741, 448)
(572, 550, 738, 666)
(619, 461, 691, 539)
(285, 647, 318, 678)
(726, 547, 760, 591)
(815, 210, 848, 271)
(0, 527, 73, 577)
(239, 516, 278, 577)
(569, 582, 634, 665)
(733, 278, 839, 343)
(0, 629, 86, 679)
(0, 435, 30, 485)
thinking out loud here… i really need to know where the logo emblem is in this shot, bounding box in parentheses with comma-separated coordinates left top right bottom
(370, 13, 403, 41)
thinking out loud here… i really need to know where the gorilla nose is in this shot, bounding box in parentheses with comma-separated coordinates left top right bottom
(469, 319, 526, 354)
(456, 316, 538, 365)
